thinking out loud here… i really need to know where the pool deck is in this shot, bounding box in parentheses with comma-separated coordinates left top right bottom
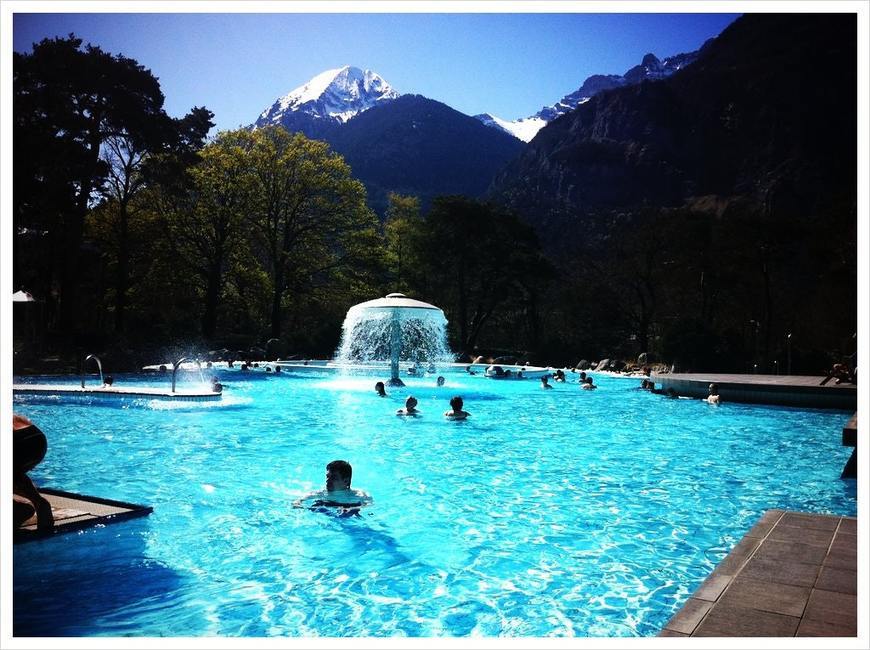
(661, 510, 857, 637)
(12, 383, 221, 401)
(652, 373, 857, 409)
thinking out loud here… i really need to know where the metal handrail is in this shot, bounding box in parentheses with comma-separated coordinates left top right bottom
(81, 354, 104, 388)
(172, 357, 202, 393)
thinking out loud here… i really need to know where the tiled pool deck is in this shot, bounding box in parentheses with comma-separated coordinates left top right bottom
(661, 510, 857, 637)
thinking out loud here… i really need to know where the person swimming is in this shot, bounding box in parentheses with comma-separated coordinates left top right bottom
(444, 395, 470, 420)
(293, 460, 372, 517)
(375, 381, 387, 397)
(397, 395, 420, 416)
(541, 375, 553, 389)
(436, 376, 445, 387)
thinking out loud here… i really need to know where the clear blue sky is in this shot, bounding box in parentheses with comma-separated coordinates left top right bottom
(13, 11, 739, 131)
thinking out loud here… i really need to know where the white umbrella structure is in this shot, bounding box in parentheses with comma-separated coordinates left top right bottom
(12, 290, 35, 302)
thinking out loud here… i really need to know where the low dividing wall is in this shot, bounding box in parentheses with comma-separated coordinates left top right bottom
(652, 373, 856, 410)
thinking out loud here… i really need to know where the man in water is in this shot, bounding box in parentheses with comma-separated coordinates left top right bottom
(397, 395, 420, 416)
(444, 395, 470, 420)
(375, 381, 387, 397)
(293, 460, 372, 516)
(541, 375, 553, 389)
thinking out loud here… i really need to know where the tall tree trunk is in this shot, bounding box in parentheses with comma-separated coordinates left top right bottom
(58, 128, 101, 336)
(114, 199, 129, 333)
(201, 259, 222, 341)
(57, 198, 88, 336)
(271, 261, 284, 339)
(457, 264, 468, 351)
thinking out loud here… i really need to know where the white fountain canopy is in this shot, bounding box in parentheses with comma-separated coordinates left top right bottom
(347, 293, 442, 313)
(336, 293, 453, 385)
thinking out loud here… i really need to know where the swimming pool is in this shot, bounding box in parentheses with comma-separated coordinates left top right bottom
(13, 368, 856, 637)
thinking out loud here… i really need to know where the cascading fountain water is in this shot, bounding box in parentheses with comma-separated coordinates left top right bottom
(335, 293, 454, 386)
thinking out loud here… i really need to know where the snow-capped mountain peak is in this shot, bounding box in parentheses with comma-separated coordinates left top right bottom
(476, 44, 707, 142)
(474, 113, 547, 143)
(256, 66, 400, 128)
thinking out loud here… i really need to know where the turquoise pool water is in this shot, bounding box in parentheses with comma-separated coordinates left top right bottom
(13, 368, 856, 637)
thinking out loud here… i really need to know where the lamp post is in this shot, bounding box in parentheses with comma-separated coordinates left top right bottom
(787, 333, 792, 376)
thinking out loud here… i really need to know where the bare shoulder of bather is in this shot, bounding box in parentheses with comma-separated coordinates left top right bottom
(396, 407, 419, 417)
(444, 409, 469, 420)
(294, 488, 372, 510)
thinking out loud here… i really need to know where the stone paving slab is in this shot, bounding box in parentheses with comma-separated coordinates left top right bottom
(661, 510, 857, 637)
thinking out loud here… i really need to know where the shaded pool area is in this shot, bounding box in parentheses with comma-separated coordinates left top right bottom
(13, 368, 856, 636)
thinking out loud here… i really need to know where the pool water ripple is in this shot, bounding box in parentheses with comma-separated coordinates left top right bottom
(13, 370, 855, 636)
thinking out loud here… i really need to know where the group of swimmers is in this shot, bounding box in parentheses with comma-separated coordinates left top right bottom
(375, 380, 470, 419)
(406, 363, 439, 376)
(540, 369, 597, 390)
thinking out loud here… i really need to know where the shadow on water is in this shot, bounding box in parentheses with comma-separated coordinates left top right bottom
(13, 519, 185, 636)
(311, 507, 416, 572)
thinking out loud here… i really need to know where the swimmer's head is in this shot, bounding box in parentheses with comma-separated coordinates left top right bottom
(375, 381, 386, 396)
(326, 460, 352, 491)
(405, 395, 418, 409)
(449, 395, 463, 411)
(437, 376, 445, 386)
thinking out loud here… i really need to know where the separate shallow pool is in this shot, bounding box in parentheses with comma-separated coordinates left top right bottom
(13, 368, 856, 637)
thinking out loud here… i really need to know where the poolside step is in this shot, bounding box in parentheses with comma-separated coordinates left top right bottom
(14, 488, 153, 543)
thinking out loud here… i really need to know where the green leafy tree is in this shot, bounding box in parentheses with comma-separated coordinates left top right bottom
(411, 196, 551, 354)
(383, 193, 424, 293)
(240, 127, 380, 338)
(161, 130, 256, 340)
(14, 35, 171, 335)
(102, 106, 213, 334)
